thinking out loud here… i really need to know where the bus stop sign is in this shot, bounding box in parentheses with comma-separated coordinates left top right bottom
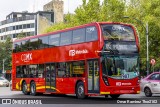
(150, 59, 156, 66)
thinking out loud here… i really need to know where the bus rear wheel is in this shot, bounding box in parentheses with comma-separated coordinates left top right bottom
(110, 94, 120, 99)
(76, 82, 85, 99)
(22, 81, 29, 95)
(30, 81, 37, 96)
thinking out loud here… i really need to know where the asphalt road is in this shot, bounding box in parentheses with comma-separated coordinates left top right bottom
(0, 87, 160, 107)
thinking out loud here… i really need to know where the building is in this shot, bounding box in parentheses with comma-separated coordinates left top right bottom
(43, 0, 64, 23)
(0, 0, 64, 42)
(0, 11, 53, 42)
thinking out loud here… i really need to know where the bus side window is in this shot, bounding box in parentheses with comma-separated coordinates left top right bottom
(86, 26, 98, 42)
(38, 64, 44, 78)
(57, 63, 66, 77)
(21, 40, 26, 51)
(49, 34, 60, 47)
(29, 38, 39, 50)
(60, 31, 72, 46)
(57, 62, 72, 77)
(13, 43, 16, 53)
(72, 28, 85, 44)
(39, 36, 49, 49)
(22, 65, 28, 78)
(66, 63, 71, 77)
(14, 42, 21, 52)
(72, 61, 85, 77)
(16, 66, 21, 78)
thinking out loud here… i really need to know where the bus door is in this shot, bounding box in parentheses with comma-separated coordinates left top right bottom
(87, 59, 99, 93)
(45, 63, 56, 92)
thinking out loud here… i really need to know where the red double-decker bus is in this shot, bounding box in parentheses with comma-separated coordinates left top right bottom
(12, 22, 140, 99)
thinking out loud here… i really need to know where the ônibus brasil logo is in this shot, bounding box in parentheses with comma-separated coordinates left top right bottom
(69, 49, 88, 56)
(21, 53, 32, 62)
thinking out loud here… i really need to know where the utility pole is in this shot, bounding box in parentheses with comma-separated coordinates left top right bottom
(2, 59, 5, 74)
(146, 22, 149, 75)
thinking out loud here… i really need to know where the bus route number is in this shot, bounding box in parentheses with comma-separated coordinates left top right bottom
(86, 27, 95, 33)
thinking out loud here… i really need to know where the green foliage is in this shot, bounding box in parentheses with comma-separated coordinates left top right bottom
(44, 0, 160, 73)
(0, 37, 12, 71)
(17, 32, 26, 39)
(74, 0, 101, 24)
(0, 32, 26, 72)
(45, 22, 77, 33)
(124, 0, 160, 73)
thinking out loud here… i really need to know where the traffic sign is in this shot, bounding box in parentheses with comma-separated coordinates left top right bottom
(150, 59, 156, 65)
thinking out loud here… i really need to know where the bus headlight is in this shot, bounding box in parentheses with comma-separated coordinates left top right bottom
(103, 77, 109, 86)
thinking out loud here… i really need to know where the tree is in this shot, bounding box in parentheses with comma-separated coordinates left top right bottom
(123, 0, 160, 73)
(17, 31, 26, 39)
(0, 37, 12, 71)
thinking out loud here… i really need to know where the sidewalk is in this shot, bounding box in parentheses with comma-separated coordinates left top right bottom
(0, 87, 21, 97)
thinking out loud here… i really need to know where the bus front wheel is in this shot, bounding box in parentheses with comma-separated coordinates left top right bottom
(22, 81, 29, 95)
(110, 94, 120, 99)
(30, 81, 37, 96)
(76, 82, 85, 99)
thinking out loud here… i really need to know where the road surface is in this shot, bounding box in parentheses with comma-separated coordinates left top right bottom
(0, 87, 160, 107)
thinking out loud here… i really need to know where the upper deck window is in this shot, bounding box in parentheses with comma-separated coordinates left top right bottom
(49, 34, 60, 47)
(29, 38, 39, 50)
(72, 28, 85, 44)
(101, 24, 135, 41)
(86, 26, 98, 42)
(13, 42, 21, 52)
(13, 25, 99, 53)
(60, 31, 72, 46)
(39, 36, 49, 48)
(21, 40, 29, 51)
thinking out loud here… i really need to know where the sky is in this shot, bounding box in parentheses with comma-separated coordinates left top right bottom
(0, 0, 82, 21)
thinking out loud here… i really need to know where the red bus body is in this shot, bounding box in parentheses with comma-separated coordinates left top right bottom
(12, 22, 140, 98)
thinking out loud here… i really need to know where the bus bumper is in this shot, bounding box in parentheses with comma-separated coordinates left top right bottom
(100, 86, 140, 95)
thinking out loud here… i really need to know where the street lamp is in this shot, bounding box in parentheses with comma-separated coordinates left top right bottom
(123, 16, 149, 75)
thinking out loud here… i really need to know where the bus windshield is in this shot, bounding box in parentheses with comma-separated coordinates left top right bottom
(102, 56, 139, 79)
(101, 24, 135, 41)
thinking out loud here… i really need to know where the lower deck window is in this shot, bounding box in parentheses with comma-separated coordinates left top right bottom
(16, 61, 85, 78)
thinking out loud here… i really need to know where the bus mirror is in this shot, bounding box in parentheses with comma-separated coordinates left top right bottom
(98, 53, 102, 56)
(97, 50, 110, 56)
